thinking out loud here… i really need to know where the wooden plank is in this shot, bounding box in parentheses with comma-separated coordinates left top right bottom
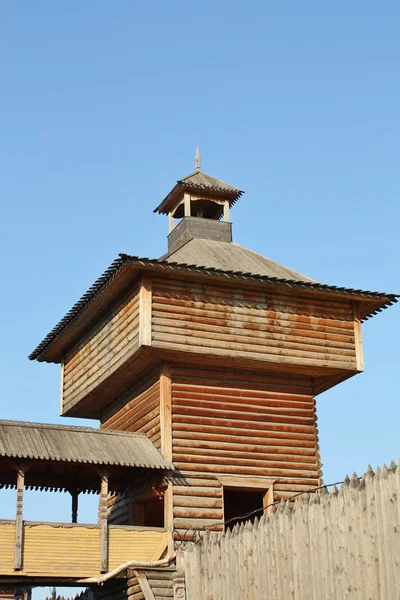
(14, 470, 24, 570)
(134, 570, 156, 600)
(160, 364, 173, 551)
(353, 301, 364, 372)
(219, 476, 276, 490)
(59, 361, 64, 415)
(160, 365, 172, 460)
(139, 276, 152, 347)
(184, 192, 191, 217)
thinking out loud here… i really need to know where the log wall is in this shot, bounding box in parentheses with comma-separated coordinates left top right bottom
(177, 463, 400, 600)
(152, 276, 358, 373)
(62, 282, 140, 414)
(101, 370, 161, 525)
(170, 365, 320, 539)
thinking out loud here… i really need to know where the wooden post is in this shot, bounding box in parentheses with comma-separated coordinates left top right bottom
(59, 361, 64, 416)
(160, 364, 174, 553)
(71, 490, 79, 523)
(99, 474, 109, 573)
(353, 301, 364, 372)
(168, 212, 175, 233)
(184, 193, 191, 217)
(223, 200, 230, 222)
(139, 276, 152, 347)
(14, 470, 24, 570)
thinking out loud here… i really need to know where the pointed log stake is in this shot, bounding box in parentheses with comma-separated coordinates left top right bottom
(14, 470, 25, 570)
(99, 475, 109, 573)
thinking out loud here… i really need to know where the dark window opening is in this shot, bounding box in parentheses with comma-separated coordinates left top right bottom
(130, 495, 164, 528)
(223, 488, 264, 530)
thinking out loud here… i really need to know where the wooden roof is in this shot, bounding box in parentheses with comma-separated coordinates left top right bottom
(162, 238, 315, 282)
(154, 170, 243, 215)
(0, 420, 173, 470)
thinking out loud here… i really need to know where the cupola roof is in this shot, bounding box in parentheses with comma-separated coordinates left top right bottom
(154, 170, 243, 215)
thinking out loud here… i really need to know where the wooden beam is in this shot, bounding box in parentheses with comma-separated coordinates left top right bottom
(160, 363, 174, 552)
(70, 490, 79, 523)
(223, 200, 230, 222)
(168, 212, 174, 233)
(160, 364, 172, 461)
(14, 470, 24, 570)
(353, 301, 364, 372)
(219, 476, 276, 490)
(139, 276, 152, 347)
(99, 475, 109, 573)
(59, 361, 64, 415)
(134, 570, 156, 600)
(184, 193, 191, 217)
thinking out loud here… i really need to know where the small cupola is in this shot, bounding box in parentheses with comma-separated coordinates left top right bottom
(154, 149, 244, 252)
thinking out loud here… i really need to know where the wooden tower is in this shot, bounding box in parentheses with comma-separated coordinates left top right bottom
(30, 157, 397, 595)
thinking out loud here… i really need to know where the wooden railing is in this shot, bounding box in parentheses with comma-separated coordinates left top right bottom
(0, 521, 168, 579)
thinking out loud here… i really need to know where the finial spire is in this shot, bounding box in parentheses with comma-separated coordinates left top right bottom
(195, 146, 201, 172)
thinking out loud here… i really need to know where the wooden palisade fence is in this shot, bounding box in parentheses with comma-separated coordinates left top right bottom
(176, 462, 400, 599)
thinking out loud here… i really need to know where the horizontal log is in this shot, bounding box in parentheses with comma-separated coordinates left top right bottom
(152, 330, 355, 365)
(172, 422, 317, 440)
(173, 517, 223, 530)
(152, 311, 355, 342)
(173, 390, 314, 411)
(172, 404, 315, 426)
(104, 382, 160, 425)
(173, 507, 222, 520)
(173, 495, 223, 509)
(173, 438, 316, 455)
(172, 453, 318, 471)
(65, 300, 139, 375)
(172, 463, 319, 477)
(105, 395, 159, 431)
(152, 288, 353, 317)
(152, 317, 356, 352)
(173, 486, 223, 498)
(172, 414, 317, 434)
(104, 394, 159, 431)
(173, 446, 317, 465)
(64, 333, 140, 405)
(65, 284, 139, 362)
(152, 295, 353, 324)
(154, 339, 355, 372)
(64, 328, 140, 397)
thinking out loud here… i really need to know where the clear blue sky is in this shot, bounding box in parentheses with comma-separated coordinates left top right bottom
(1, 2, 399, 596)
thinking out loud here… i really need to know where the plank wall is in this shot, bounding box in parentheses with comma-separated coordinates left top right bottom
(62, 282, 140, 414)
(101, 370, 161, 525)
(170, 366, 320, 539)
(152, 276, 357, 373)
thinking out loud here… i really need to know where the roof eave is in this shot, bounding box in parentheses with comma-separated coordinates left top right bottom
(154, 182, 243, 215)
(29, 254, 399, 364)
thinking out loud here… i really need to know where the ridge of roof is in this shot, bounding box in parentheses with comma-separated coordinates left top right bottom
(29, 253, 399, 362)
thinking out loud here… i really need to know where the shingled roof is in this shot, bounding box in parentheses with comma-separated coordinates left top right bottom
(162, 238, 316, 283)
(0, 420, 173, 470)
(154, 170, 243, 215)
